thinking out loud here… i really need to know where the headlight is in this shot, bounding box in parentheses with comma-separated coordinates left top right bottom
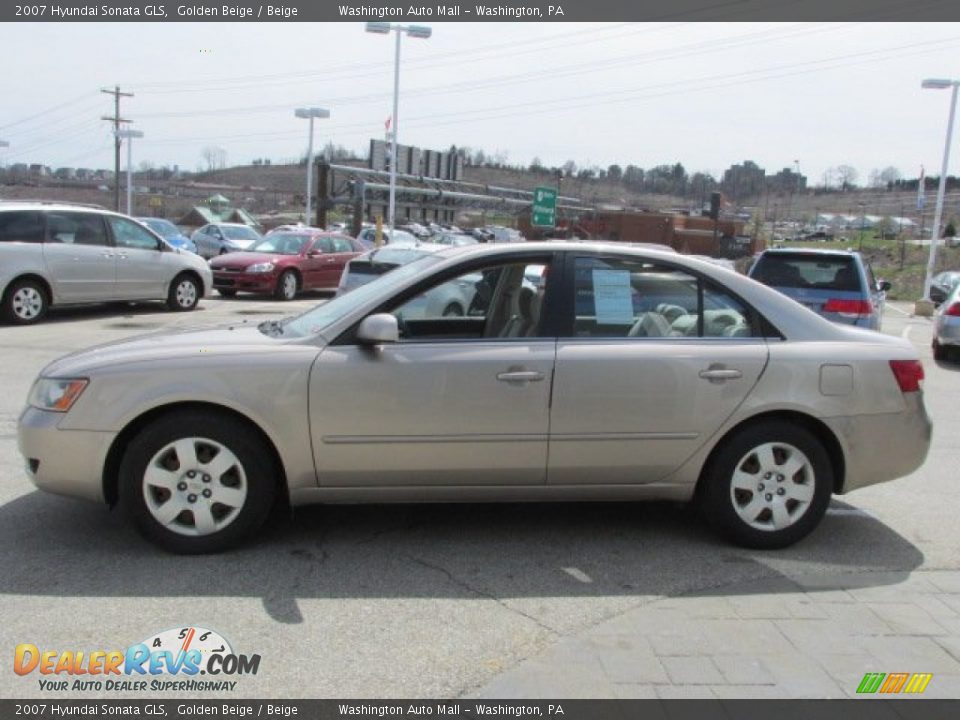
(29, 378, 89, 412)
(246, 262, 275, 273)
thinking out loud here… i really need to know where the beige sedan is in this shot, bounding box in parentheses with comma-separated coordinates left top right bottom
(18, 242, 931, 553)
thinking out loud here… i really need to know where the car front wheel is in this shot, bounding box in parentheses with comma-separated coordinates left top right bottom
(698, 421, 832, 549)
(275, 270, 298, 301)
(167, 274, 200, 311)
(119, 411, 277, 553)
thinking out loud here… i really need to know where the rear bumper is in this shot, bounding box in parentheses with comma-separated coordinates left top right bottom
(823, 393, 932, 493)
(17, 406, 113, 503)
(934, 318, 960, 346)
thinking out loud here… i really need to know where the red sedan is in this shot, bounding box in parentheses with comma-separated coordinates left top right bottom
(210, 231, 363, 300)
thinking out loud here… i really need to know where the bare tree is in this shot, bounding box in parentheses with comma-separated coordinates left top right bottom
(201, 146, 227, 172)
(836, 164, 858, 190)
(879, 166, 902, 186)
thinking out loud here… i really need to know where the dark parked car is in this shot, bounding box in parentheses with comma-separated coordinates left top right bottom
(210, 231, 362, 300)
(749, 248, 888, 331)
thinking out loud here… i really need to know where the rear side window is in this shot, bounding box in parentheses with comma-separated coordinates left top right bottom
(46, 212, 109, 247)
(331, 236, 354, 253)
(0, 212, 44, 243)
(752, 253, 860, 291)
(569, 256, 758, 338)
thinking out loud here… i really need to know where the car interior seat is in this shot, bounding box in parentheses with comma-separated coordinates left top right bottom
(627, 311, 672, 337)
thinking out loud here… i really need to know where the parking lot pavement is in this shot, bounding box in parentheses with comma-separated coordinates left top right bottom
(1, 299, 958, 699)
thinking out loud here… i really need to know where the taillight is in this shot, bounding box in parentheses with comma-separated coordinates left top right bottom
(823, 298, 873, 316)
(945, 302, 960, 317)
(889, 359, 924, 393)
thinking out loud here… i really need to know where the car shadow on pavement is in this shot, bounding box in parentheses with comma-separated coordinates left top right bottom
(0, 493, 923, 624)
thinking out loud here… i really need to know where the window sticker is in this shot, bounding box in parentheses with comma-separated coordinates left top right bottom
(592, 269, 634, 325)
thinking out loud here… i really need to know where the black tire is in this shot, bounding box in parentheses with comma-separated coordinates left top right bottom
(441, 302, 464, 317)
(933, 339, 947, 362)
(274, 270, 298, 301)
(697, 421, 833, 549)
(218, 289, 237, 298)
(118, 410, 277, 554)
(167, 273, 200, 312)
(2, 278, 48, 325)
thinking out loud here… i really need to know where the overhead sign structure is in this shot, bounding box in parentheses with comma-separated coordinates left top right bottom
(532, 186, 558, 228)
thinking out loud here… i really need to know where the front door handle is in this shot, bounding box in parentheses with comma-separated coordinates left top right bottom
(497, 370, 545, 383)
(699, 367, 743, 382)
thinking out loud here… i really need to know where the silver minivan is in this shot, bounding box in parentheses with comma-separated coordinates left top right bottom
(0, 202, 213, 324)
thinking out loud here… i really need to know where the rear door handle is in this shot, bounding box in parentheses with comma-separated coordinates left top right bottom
(497, 371, 545, 383)
(699, 368, 743, 382)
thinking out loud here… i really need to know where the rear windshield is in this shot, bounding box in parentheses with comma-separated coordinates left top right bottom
(752, 253, 860, 291)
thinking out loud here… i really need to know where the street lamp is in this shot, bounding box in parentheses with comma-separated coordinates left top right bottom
(115, 129, 143, 216)
(294, 107, 330, 226)
(366, 21, 432, 235)
(920, 77, 960, 299)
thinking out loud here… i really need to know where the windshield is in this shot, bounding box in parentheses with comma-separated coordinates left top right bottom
(223, 226, 260, 241)
(281, 253, 445, 338)
(142, 219, 178, 238)
(248, 234, 309, 255)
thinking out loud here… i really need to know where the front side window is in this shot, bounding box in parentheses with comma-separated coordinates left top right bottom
(388, 259, 550, 341)
(569, 256, 756, 339)
(109, 216, 160, 250)
(331, 236, 355, 253)
(222, 226, 259, 241)
(47, 212, 109, 247)
(0, 211, 44, 243)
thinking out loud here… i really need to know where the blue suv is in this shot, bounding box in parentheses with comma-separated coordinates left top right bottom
(749, 248, 889, 331)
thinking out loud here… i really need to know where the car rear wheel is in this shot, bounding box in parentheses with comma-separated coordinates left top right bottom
(3, 278, 48, 325)
(167, 273, 200, 311)
(933, 339, 948, 361)
(119, 411, 277, 554)
(698, 421, 832, 549)
(275, 270, 298, 301)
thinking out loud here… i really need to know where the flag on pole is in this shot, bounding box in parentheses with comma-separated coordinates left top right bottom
(918, 165, 925, 210)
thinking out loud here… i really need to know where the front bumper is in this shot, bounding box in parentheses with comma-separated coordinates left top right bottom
(823, 393, 932, 493)
(17, 406, 115, 503)
(212, 270, 277, 293)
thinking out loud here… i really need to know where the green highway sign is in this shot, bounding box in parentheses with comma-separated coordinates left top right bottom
(532, 186, 558, 228)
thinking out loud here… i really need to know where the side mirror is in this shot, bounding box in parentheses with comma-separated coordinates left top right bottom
(878, 280, 892, 292)
(357, 313, 399, 345)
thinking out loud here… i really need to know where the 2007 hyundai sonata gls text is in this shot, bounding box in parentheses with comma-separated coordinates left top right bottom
(18, 242, 931, 553)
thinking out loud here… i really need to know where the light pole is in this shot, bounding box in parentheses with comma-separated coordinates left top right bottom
(366, 21, 432, 235)
(115, 129, 143, 216)
(921, 77, 960, 299)
(294, 107, 330, 226)
(0, 140, 9, 169)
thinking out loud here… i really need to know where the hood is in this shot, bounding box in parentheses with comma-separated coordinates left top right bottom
(40, 322, 321, 377)
(227, 238, 257, 250)
(210, 251, 288, 269)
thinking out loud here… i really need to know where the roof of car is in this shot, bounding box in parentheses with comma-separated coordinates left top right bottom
(0, 200, 115, 214)
(760, 247, 860, 257)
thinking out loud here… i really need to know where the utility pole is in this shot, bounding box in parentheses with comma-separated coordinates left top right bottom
(101, 86, 134, 212)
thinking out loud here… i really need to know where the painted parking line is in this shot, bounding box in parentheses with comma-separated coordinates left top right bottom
(562, 567, 593, 584)
(886, 304, 912, 317)
(902, 326, 912, 340)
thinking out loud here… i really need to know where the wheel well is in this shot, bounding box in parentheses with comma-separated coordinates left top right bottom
(102, 401, 288, 507)
(173, 270, 205, 295)
(695, 410, 846, 496)
(281, 268, 302, 289)
(4, 274, 52, 305)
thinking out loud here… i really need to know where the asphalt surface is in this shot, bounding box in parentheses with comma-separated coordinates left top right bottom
(0, 295, 956, 699)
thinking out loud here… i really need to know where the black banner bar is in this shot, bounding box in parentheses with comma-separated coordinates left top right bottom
(2, 700, 960, 720)
(3, 0, 960, 23)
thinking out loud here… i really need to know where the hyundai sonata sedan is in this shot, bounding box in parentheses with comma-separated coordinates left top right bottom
(18, 242, 931, 553)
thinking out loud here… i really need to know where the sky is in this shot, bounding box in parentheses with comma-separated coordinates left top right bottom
(1, 21, 959, 185)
